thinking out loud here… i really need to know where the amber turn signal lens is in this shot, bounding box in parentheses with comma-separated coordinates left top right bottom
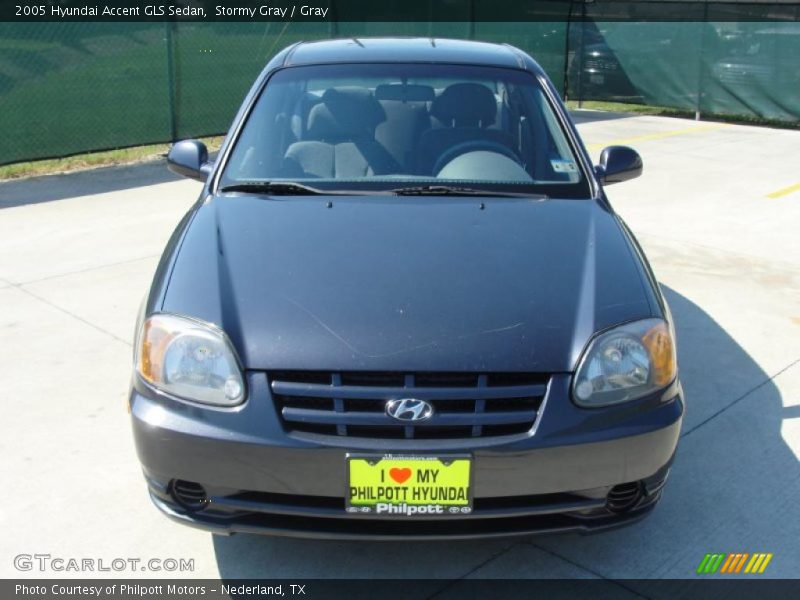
(137, 318, 176, 385)
(642, 321, 676, 386)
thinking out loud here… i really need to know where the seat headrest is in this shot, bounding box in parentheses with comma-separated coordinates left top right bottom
(306, 87, 385, 140)
(430, 83, 497, 128)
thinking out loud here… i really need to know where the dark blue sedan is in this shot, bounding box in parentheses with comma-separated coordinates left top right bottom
(130, 38, 683, 539)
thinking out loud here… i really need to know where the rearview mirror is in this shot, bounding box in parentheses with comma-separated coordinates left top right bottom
(167, 140, 212, 182)
(594, 145, 642, 185)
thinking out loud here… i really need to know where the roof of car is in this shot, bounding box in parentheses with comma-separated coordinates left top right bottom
(282, 38, 537, 71)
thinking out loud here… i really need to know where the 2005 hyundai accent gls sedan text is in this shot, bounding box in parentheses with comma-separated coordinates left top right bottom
(130, 38, 683, 539)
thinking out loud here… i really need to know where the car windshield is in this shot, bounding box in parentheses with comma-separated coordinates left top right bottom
(219, 63, 590, 197)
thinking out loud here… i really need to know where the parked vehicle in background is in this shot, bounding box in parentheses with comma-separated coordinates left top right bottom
(709, 27, 800, 120)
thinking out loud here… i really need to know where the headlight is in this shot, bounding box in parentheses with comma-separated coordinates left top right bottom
(572, 318, 676, 407)
(135, 313, 245, 407)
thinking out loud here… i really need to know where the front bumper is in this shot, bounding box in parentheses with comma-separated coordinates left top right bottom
(130, 373, 683, 540)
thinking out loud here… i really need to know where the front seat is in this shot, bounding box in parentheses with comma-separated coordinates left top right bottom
(415, 83, 517, 176)
(283, 87, 401, 178)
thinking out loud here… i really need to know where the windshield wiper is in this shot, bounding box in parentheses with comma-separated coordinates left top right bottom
(219, 181, 372, 196)
(220, 181, 547, 199)
(389, 185, 547, 199)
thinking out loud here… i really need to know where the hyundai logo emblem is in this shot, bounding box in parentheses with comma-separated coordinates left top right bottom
(385, 398, 434, 422)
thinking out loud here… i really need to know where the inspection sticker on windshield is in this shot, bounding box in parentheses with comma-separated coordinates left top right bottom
(551, 159, 578, 173)
(346, 455, 472, 516)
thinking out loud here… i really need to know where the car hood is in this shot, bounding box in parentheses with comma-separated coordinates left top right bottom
(161, 194, 655, 373)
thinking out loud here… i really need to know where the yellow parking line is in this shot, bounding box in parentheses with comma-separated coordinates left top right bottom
(586, 123, 728, 151)
(766, 182, 800, 199)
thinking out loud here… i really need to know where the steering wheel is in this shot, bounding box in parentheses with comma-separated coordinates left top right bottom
(433, 140, 521, 176)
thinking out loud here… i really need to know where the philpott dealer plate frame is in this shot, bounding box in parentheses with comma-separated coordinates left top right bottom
(346, 454, 474, 516)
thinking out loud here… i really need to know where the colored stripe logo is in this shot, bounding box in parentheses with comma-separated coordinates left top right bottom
(697, 553, 773, 574)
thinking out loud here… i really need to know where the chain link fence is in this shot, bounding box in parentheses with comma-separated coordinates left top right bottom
(1, 5, 798, 165)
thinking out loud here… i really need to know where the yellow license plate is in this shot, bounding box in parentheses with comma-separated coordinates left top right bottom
(346, 455, 472, 516)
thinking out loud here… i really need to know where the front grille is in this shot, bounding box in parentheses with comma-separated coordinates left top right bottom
(269, 371, 548, 440)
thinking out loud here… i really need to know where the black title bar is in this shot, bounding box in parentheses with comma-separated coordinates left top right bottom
(6, 579, 800, 600)
(3, 1, 800, 22)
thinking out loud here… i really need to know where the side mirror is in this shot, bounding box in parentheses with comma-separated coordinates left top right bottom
(167, 140, 212, 182)
(594, 145, 642, 185)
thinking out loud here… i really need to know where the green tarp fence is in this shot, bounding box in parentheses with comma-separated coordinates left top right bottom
(1, 9, 798, 165)
(567, 20, 800, 121)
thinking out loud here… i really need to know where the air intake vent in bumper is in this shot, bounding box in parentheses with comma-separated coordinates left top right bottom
(606, 482, 643, 513)
(170, 480, 208, 511)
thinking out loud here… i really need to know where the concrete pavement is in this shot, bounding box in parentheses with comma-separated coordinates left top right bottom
(0, 112, 798, 583)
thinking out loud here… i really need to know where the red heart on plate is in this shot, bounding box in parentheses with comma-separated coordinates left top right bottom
(389, 467, 412, 484)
